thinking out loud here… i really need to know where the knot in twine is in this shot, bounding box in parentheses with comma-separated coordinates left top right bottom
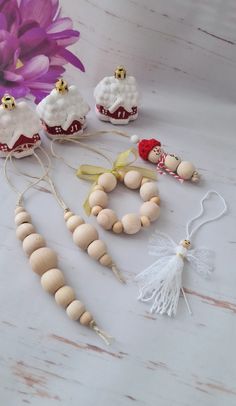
(76, 148, 157, 215)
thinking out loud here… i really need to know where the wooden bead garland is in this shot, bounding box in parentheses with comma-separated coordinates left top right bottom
(88, 172, 161, 235)
(15, 205, 111, 343)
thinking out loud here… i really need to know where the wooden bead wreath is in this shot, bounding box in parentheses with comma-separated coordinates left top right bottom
(77, 148, 161, 235)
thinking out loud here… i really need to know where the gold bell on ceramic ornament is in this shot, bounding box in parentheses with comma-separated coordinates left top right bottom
(55, 78, 68, 94)
(114, 66, 126, 80)
(1, 94, 16, 110)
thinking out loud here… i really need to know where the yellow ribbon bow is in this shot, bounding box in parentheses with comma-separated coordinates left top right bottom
(76, 148, 157, 215)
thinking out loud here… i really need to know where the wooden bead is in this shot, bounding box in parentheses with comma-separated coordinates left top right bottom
(23, 233, 45, 256)
(91, 205, 102, 216)
(165, 154, 181, 171)
(150, 196, 160, 205)
(177, 161, 195, 180)
(140, 182, 159, 201)
(80, 311, 93, 326)
(97, 209, 117, 230)
(121, 213, 141, 234)
(124, 170, 142, 189)
(41, 268, 65, 294)
(15, 211, 31, 226)
(98, 173, 117, 192)
(141, 177, 151, 185)
(141, 216, 151, 228)
(66, 215, 84, 232)
(140, 201, 160, 222)
(64, 211, 73, 221)
(15, 206, 25, 215)
(55, 285, 76, 308)
(73, 223, 98, 250)
(117, 170, 125, 182)
(112, 221, 123, 234)
(16, 223, 35, 241)
(29, 247, 58, 276)
(87, 239, 106, 260)
(93, 185, 104, 191)
(99, 254, 112, 267)
(88, 190, 108, 209)
(66, 300, 85, 321)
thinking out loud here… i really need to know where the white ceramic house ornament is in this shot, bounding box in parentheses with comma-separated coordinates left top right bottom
(94, 66, 139, 124)
(0, 94, 41, 158)
(36, 79, 90, 139)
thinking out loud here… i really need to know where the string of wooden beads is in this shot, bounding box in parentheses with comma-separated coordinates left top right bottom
(88, 171, 160, 235)
(15, 205, 110, 343)
(64, 210, 125, 283)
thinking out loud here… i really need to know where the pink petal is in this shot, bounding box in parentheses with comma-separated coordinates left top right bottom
(47, 17, 72, 33)
(57, 48, 85, 72)
(18, 55, 49, 80)
(4, 70, 23, 82)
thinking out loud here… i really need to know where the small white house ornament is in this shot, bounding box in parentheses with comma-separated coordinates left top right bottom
(36, 79, 90, 139)
(94, 66, 139, 125)
(0, 94, 41, 159)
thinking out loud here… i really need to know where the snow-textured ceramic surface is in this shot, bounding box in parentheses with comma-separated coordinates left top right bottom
(0, 98, 41, 159)
(94, 68, 139, 124)
(36, 85, 90, 139)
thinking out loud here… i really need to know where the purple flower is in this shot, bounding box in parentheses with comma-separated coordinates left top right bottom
(0, 0, 84, 102)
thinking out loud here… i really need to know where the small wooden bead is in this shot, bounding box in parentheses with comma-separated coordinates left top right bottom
(87, 239, 106, 260)
(98, 173, 117, 192)
(64, 211, 74, 221)
(141, 177, 151, 185)
(79, 311, 93, 326)
(99, 254, 112, 267)
(66, 300, 85, 320)
(73, 223, 98, 250)
(177, 161, 195, 180)
(55, 285, 76, 308)
(41, 268, 65, 294)
(117, 170, 125, 182)
(140, 201, 160, 222)
(15, 206, 25, 215)
(97, 209, 117, 230)
(23, 233, 45, 256)
(124, 170, 142, 189)
(121, 213, 141, 234)
(66, 215, 84, 232)
(15, 211, 31, 226)
(88, 190, 108, 209)
(29, 247, 58, 276)
(165, 155, 181, 171)
(141, 216, 151, 228)
(16, 223, 35, 241)
(91, 205, 102, 216)
(140, 182, 159, 201)
(112, 221, 123, 234)
(93, 185, 104, 191)
(150, 196, 160, 205)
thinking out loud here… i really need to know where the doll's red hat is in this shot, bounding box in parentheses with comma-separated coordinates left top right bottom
(138, 138, 161, 160)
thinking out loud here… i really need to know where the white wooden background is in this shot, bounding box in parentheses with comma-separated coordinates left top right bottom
(0, 1, 236, 405)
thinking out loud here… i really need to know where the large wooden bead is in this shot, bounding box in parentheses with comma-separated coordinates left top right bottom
(99, 254, 112, 267)
(66, 215, 84, 232)
(15, 206, 25, 215)
(97, 209, 117, 230)
(80, 311, 93, 326)
(66, 300, 85, 320)
(112, 221, 123, 234)
(124, 170, 142, 189)
(121, 213, 141, 234)
(140, 201, 160, 222)
(140, 182, 159, 201)
(29, 247, 58, 276)
(177, 161, 195, 180)
(88, 190, 108, 208)
(55, 285, 76, 308)
(41, 268, 65, 293)
(87, 240, 106, 260)
(64, 211, 73, 221)
(23, 233, 45, 256)
(165, 155, 181, 171)
(73, 223, 98, 250)
(97, 173, 117, 192)
(15, 211, 31, 226)
(16, 223, 35, 241)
